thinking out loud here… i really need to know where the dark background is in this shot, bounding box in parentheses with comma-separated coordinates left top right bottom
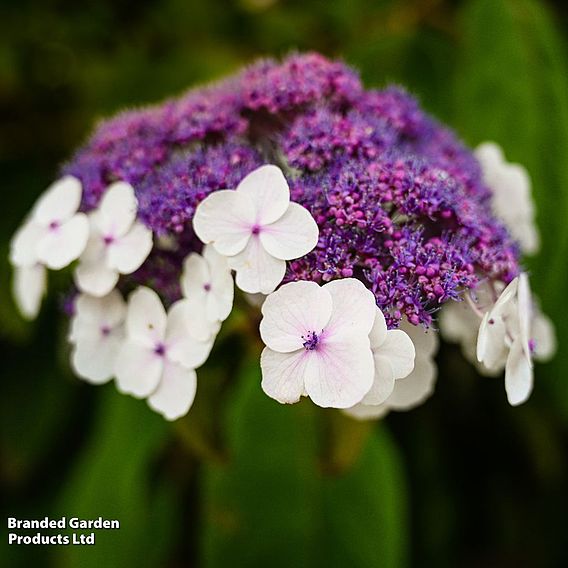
(1, 0, 568, 566)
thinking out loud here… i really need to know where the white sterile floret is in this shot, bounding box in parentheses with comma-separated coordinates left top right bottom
(355, 308, 415, 406)
(180, 244, 234, 338)
(476, 274, 534, 406)
(115, 287, 216, 420)
(475, 142, 539, 255)
(9, 176, 90, 318)
(69, 290, 126, 384)
(12, 264, 47, 320)
(193, 165, 319, 295)
(439, 284, 501, 377)
(345, 322, 439, 420)
(259, 278, 376, 409)
(74, 182, 153, 297)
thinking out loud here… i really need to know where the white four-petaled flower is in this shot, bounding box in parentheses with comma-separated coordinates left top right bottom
(115, 287, 217, 420)
(476, 274, 534, 406)
(74, 182, 153, 297)
(180, 244, 234, 339)
(475, 142, 539, 255)
(193, 165, 319, 294)
(69, 290, 126, 384)
(259, 279, 378, 409)
(346, 322, 438, 420)
(10, 176, 89, 318)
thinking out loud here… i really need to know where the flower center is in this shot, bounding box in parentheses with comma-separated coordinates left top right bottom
(203, 283, 212, 292)
(251, 224, 261, 236)
(154, 343, 166, 357)
(100, 325, 111, 337)
(48, 220, 60, 231)
(302, 331, 319, 351)
(103, 234, 115, 246)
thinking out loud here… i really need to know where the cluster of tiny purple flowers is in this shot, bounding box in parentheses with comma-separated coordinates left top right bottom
(63, 52, 519, 327)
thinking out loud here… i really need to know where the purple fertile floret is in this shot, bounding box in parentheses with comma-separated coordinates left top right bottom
(62, 52, 520, 326)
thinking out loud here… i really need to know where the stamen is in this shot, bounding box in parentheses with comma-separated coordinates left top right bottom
(251, 225, 261, 236)
(302, 331, 319, 351)
(154, 343, 166, 357)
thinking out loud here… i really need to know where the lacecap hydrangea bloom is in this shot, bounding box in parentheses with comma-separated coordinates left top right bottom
(9, 52, 556, 420)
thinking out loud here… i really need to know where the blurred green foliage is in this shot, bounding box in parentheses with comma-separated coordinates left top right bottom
(1, 0, 568, 566)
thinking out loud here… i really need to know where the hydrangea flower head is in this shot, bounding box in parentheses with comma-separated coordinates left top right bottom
(8, 52, 556, 419)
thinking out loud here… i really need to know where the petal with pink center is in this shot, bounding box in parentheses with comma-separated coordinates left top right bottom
(107, 222, 153, 274)
(303, 337, 374, 408)
(36, 214, 89, 269)
(236, 165, 290, 225)
(115, 341, 164, 397)
(260, 280, 332, 353)
(259, 203, 319, 260)
(228, 236, 286, 294)
(193, 190, 255, 256)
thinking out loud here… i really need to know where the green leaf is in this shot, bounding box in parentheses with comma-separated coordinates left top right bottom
(200, 359, 408, 568)
(320, 424, 409, 568)
(55, 388, 176, 568)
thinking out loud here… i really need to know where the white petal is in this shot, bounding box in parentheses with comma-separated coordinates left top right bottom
(260, 348, 308, 404)
(36, 213, 89, 269)
(505, 339, 533, 406)
(32, 176, 82, 224)
(368, 308, 388, 348)
(10, 221, 43, 267)
(181, 252, 209, 300)
(532, 311, 556, 362)
(259, 203, 319, 260)
(166, 301, 216, 368)
(107, 223, 153, 274)
(73, 290, 126, 328)
(476, 311, 507, 370)
(322, 278, 377, 343)
(193, 190, 255, 256)
(236, 164, 290, 225)
(377, 329, 415, 380)
(147, 362, 197, 421)
(259, 280, 332, 353)
(304, 337, 375, 409)
(228, 236, 286, 294)
(115, 341, 164, 397)
(204, 246, 234, 321)
(343, 402, 390, 421)
(75, 259, 119, 297)
(71, 331, 124, 384)
(360, 354, 395, 406)
(125, 287, 167, 346)
(386, 356, 437, 410)
(13, 264, 46, 320)
(493, 277, 519, 316)
(517, 273, 532, 363)
(97, 181, 137, 238)
(439, 301, 475, 344)
(401, 321, 439, 358)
